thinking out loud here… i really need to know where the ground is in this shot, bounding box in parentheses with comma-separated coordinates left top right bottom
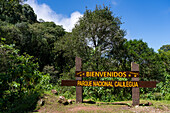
(33, 94, 170, 113)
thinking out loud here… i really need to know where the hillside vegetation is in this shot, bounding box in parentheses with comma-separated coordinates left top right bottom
(0, 0, 169, 112)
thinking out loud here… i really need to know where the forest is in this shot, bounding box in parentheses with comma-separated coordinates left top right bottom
(0, 0, 169, 112)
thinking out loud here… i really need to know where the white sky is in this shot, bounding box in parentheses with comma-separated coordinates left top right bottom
(25, 0, 83, 32)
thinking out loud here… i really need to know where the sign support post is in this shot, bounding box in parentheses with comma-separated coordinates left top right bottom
(75, 57, 83, 103)
(131, 62, 140, 106)
(61, 57, 156, 105)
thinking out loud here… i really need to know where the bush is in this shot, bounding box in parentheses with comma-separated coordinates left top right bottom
(0, 43, 51, 112)
(157, 73, 170, 100)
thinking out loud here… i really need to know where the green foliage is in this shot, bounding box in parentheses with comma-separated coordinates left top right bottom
(0, 20, 22, 47)
(140, 73, 170, 100)
(160, 44, 170, 52)
(121, 39, 165, 81)
(158, 46, 170, 74)
(55, 5, 127, 84)
(0, 0, 36, 24)
(53, 33, 78, 74)
(156, 73, 170, 100)
(0, 43, 51, 112)
(53, 6, 169, 101)
(43, 65, 59, 84)
(0, 0, 169, 106)
(0, 21, 65, 71)
(24, 22, 65, 71)
(54, 67, 76, 99)
(72, 5, 126, 71)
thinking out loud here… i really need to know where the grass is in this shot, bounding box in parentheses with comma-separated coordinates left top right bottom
(34, 93, 170, 113)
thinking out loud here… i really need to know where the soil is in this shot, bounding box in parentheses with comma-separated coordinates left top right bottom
(36, 103, 170, 113)
(34, 94, 170, 113)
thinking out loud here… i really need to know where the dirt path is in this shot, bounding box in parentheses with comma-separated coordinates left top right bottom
(37, 103, 170, 113)
(35, 94, 170, 113)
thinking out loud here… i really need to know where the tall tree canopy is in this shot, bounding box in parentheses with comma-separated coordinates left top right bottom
(54, 6, 128, 101)
(0, 0, 36, 24)
(160, 44, 170, 52)
(122, 39, 165, 81)
(158, 44, 170, 74)
(57, 6, 126, 72)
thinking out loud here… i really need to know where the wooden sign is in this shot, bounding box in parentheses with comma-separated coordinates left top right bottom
(61, 80, 157, 88)
(61, 57, 157, 106)
(75, 71, 139, 77)
(75, 57, 82, 103)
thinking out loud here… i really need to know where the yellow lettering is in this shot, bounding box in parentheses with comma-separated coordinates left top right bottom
(119, 81, 123, 87)
(96, 81, 99, 86)
(99, 72, 104, 77)
(106, 81, 109, 87)
(129, 81, 132, 87)
(93, 81, 96, 86)
(119, 72, 123, 77)
(85, 81, 88, 86)
(97, 81, 100, 86)
(111, 72, 114, 77)
(114, 72, 117, 77)
(82, 81, 85, 86)
(134, 82, 138, 87)
(80, 81, 83, 86)
(109, 81, 113, 87)
(94, 81, 98, 86)
(86, 72, 90, 77)
(99, 81, 103, 86)
(101, 81, 104, 86)
(114, 81, 118, 87)
(103, 81, 105, 86)
(104, 72, 106, 77)
(123, 72, 126, 77)
(107, 72, 111, 77)
(123, 81, 126, 87)
(77, 81, 93, 86)
(77, 81, 81, 86)
(99, 81, 101, 86)
(104, 81, 107, 87)
(126, 81, 129, 87)
(95, 72, 99, 77)
(92, 72, 95, 77)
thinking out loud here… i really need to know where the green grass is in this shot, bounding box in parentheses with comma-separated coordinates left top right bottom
(35, 93, 170, 113)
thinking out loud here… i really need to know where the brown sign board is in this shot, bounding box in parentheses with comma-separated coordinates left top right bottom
(61, 80, 157, 88)
(62, 59, 156, 106)
(75, 71, 139, 78)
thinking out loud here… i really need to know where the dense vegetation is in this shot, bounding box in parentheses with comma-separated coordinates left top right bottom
(0, 0, 169, 112)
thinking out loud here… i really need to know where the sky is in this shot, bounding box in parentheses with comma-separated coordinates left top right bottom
(25, 0, 170, 52)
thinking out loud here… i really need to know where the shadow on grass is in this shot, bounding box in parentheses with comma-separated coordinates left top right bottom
(98, 102, 130, 106)
(97, 102, 153, 107)
(83, 100, 96, 104)
(139, 102, 153, 106)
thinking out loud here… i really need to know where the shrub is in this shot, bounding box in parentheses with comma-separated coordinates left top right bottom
(0, 43, 51, 112)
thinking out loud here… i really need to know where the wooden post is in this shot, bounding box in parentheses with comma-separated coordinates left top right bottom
(76, 57, 83, 103)
(131, 62, 139, 106)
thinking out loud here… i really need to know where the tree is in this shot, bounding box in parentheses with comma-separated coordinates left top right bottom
(158, 44, 170, 74)
(54, 5, 127, 101)
(0, 21, 65, 71)
(157, 44, 170, 100)
(0, 0, 36, 24)
(27, 22, 65, 71)
(122, 39, 165, 81)
(59, 5, 126, 72)
(160, 44, 170, 52)
(0, 42, 51, 112)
